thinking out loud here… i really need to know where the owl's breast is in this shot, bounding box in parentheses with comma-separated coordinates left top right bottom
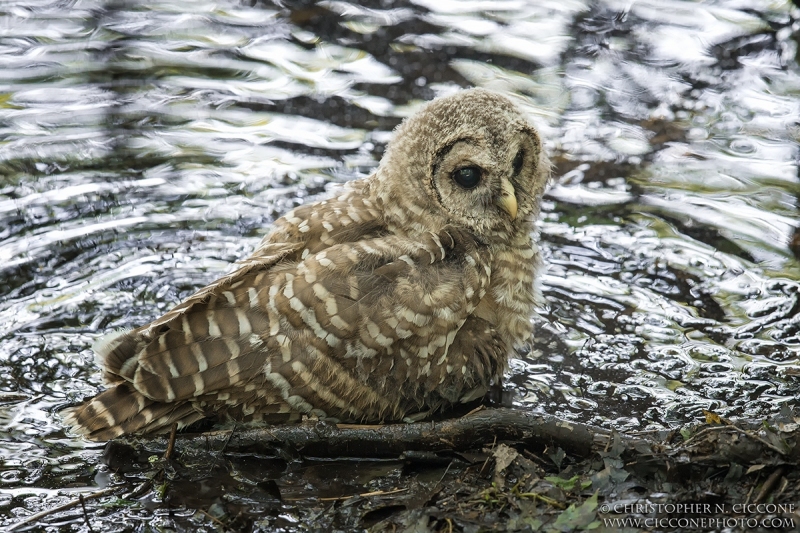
(472, 236, 540, 351)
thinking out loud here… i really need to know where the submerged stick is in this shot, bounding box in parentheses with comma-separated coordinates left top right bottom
(8, 487, 117, 532)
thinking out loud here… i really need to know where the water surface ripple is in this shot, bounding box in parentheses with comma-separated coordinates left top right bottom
(1, 0, 799, 529)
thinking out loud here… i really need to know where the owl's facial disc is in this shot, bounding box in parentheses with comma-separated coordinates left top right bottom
(429, 137, 522, 235)
(449, 164, 517, 220)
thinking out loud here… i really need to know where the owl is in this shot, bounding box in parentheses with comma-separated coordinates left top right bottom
(63, 88, 550, 441)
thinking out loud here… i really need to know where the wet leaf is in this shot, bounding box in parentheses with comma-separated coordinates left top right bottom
(723, 463, 743, 483)
(548, 447, 566, 470)
(522, 517, 543, 530)
(492, 443, 520, 489)
(704, 410, 722, 425)
(493, 444, 519, 473)
(775, 404, 796, 425)
(552, 491, 599, 531)
(395, 510, 435, 533)
(590, 463, 629, 494)
(155, 481, 169, 499)
(99, 498, 138, 509)
(763, 430, 792, 455)
(208, 502, 227, 519)
(599, 431, 625, 459)
(454, 451, 489, 464)
(665, 380, 684, 391)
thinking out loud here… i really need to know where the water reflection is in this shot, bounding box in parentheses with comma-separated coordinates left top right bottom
(1, 0, 799, 529)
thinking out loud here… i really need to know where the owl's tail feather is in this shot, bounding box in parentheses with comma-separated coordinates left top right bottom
(91, 328, 143, 384)
(61, 384, 204, 441)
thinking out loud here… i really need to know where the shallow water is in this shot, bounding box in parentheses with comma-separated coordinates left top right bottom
(1, 0, 799, 530)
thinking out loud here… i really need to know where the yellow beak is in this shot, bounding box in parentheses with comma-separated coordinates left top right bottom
(496, 178, 518, 220)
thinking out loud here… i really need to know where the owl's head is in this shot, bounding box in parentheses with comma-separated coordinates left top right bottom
(375, 88, 550, 242)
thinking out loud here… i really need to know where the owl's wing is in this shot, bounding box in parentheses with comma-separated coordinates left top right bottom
(132, 225, 490, 395)
(63, 240, 305, 439)
(132, 241, 303, 338)
(66, 227, 493, 438)
(231, 225, 495, 421)
(117, 180, 380, 347)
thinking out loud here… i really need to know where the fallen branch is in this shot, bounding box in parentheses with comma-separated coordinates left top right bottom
(107, 407, 652, 460)
(103, 407, 799, 468)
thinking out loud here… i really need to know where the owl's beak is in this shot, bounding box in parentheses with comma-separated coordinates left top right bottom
(496, 178, 518, 220)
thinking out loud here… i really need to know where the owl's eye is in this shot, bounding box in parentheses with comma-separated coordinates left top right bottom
(512, 149, 524, 175)
(452, 166, 482, 189)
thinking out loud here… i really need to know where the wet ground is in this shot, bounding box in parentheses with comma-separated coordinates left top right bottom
(1, 0, 799, 531)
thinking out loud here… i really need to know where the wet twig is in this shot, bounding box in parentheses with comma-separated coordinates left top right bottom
(754, 467, 784, 504)
(284, 488, 409, 502)
(165, 422, 178, 460)
(79, 494, 94, 533)
(122, 480, 153, 500)
(8, 487, 118, 531)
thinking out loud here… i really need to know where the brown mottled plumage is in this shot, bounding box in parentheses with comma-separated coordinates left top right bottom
(62, 88, 550, 441)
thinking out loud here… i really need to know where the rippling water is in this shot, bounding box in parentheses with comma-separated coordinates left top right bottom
(1, 0, 799, 529)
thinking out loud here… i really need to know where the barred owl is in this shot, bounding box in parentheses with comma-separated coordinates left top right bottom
(63, 88, 550, 441)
